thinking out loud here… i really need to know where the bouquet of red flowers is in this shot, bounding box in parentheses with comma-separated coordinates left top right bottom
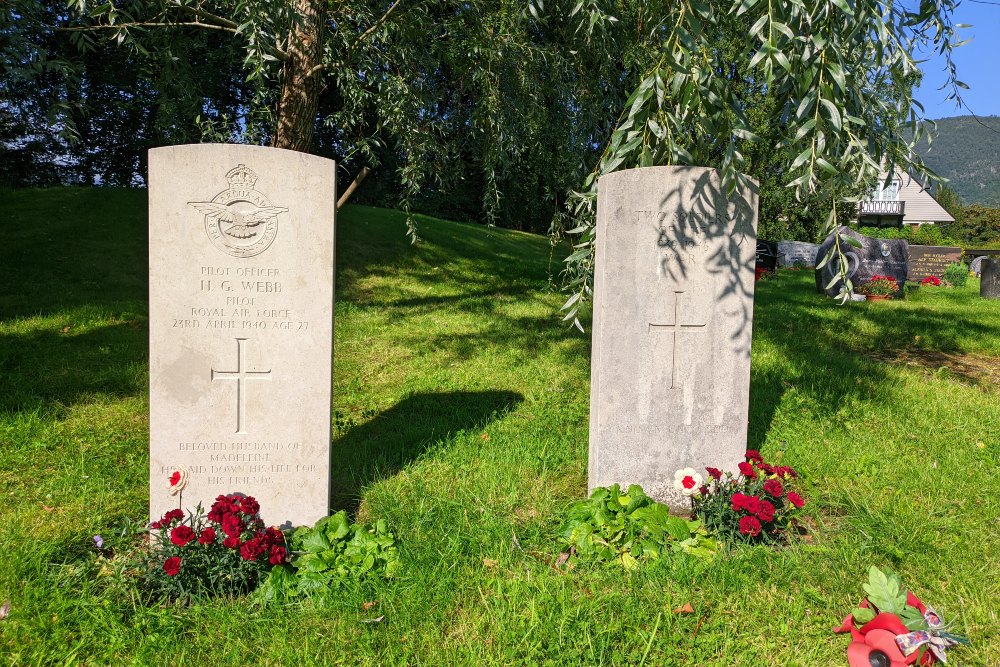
(146, 490, 287, 599)
(920, 275, 941, 287)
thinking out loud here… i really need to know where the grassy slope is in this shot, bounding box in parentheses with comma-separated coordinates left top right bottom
(0, 188, 997, 666)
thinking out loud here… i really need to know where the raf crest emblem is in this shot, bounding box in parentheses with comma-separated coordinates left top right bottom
(188, 164, 287, 258)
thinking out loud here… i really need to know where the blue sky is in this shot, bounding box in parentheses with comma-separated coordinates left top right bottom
(915, 1, 1000, 119)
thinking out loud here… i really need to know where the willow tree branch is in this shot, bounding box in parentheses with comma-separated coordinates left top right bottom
(59, 21, 236, 33)
(348, 0, 404, 55)
(305, 0, 405, 80)
(336, 166, 371, 211)
(169, 2, 238, 30)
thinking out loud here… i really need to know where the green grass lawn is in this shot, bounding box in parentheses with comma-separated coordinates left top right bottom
(1, 187, 997, 665)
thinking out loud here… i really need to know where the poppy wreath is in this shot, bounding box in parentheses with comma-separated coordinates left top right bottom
(833, 567, 969, 667)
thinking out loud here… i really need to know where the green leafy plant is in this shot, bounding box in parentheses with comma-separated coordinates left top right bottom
(260, 511, 400, 601)
(688, 451, 806, 545)
(559, 484, 717, 570)
(942, 261, 968, 287)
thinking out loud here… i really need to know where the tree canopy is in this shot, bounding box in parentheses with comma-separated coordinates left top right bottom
(3, 0, 967, 320)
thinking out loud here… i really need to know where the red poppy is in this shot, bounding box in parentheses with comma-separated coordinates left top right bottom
(163, 556, 181, 576)
(834, 594, 935, 667)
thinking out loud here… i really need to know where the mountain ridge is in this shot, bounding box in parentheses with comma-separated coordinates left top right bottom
(914, 114, 1000, 207)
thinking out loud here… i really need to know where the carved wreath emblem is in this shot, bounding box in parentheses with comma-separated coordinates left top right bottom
(188, 164, 287, 258)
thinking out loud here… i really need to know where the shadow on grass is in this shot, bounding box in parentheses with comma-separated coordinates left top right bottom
(329, 390, 524, 515)
(0, 321, 147, 414)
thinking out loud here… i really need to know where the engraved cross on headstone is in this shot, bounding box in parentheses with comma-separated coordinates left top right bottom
(211, 337, 271, 434)
(648, 291, 707, 389)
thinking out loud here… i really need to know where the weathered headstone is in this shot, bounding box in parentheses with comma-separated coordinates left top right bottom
(589, 166, 759, 510)
(907, 245, 962, 281)
(982, 258, 1000, 299)
(148, 144, 336, 528)
(756, 240, 778, 273)
(815, 226, 908, 297)
(777, 240, 820, 268)
(970, 256, 984, 278)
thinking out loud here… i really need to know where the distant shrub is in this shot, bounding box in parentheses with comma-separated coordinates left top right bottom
(857, 225, 963, 249)
(942, 262, 968, 287)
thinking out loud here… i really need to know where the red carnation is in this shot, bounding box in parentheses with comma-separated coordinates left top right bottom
(745, 449, 763, 463)
(223, 535, 241, 549)
(221, 514, 244, 538)
(738, 461, 757, 479)
(756, 500, 775, 523)
(739, 516, 762, 537)
(731, 493, 761, 514)
(240, 536, 267, 561)
(170, 525, 196, 547)
(763, 479, 784, 498)
(240, 496, 260, 516)
(163, 556, 182, 576)
(198, 527, 216, 545)
(699, 485, 709, 497)
(268, 545, 287, 566)
(208, 495, 236, 523)
(787, 492, 805, 508)
(705, 467, 722, 480)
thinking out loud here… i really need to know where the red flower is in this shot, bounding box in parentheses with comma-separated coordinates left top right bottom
(170, 525, 196, 547)
(681, 475, 697, 490)
(198, 527, 216, 545)
(744, 449, 763, 463)
(758, 463, 775, 474)
(739, 516, 762, 537)
(223, 535, 240, 549)
(169, 471, 181, 486)
(738, 461, 757, 479)
(763, 479, 784, 498)
(240, 496, 260, 516)
(787, 492, 804, 508)
(240, 536, 267, 561)
(268, 545, 287, 566)
(705, 467, 722, 480)
(221, 514, 244, 538)
(208, 495, 237, 523)
(834, 593, 934, 667)
(699, 485, 710, 496)
(756, 500, 775, 523)
(163, 556, 182, 576)
(731, 493, 761, 514)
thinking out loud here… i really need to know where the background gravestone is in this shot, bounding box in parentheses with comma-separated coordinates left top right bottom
(777, 240, 820, 268)
(982, 258, 1000, 299)
(755, 240, 778, 273)
(149, 144, 336, 528)
(590, 166, 758, 510)
(970, 256, 984, 278)
(907, 245, 962, 281)
(815, 226, 908, 297)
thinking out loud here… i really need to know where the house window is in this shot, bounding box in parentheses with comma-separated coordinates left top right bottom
(871, 179, 900, 201)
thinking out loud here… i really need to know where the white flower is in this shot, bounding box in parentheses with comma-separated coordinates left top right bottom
(673, 467, 703, 497)
(166, 467, 189, 496)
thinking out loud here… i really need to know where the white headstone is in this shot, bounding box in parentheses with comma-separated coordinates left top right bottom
(148, 144, 335, 528)
(589, 166, 759, 510)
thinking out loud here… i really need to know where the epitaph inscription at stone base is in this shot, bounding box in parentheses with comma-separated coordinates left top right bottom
(589, 166, 759, 511)
(149, 144, 335, 528)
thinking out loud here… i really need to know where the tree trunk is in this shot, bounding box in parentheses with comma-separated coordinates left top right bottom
(273, 0, 324, 151)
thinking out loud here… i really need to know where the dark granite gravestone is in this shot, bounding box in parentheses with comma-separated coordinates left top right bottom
(907, 245, 962, 281)
(815, 226, 908, 297)
(756, 240, 778, 273)
(982, 259, 1000, 299)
